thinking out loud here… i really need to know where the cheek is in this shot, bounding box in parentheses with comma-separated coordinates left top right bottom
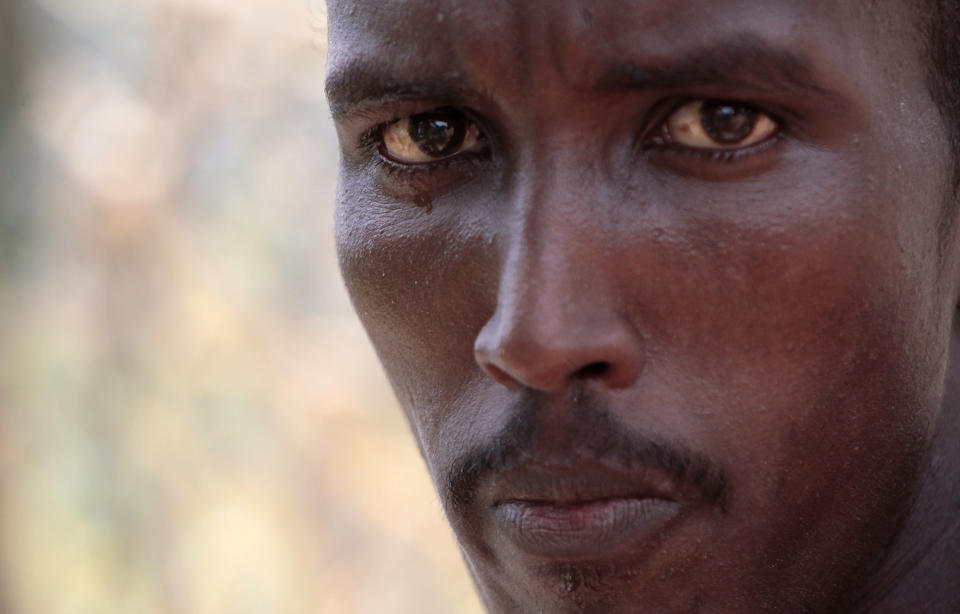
(620, 143, 949, 449)
(335, 181, 498, 427)
(633, 210, 947, 595)
(642, 201, 943, 457)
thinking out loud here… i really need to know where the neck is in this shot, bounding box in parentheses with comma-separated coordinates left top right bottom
(853, 329, 960, 613)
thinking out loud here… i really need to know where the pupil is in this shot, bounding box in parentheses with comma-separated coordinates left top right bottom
(410, 109, 467, 158)
(700, 101, 758, 144)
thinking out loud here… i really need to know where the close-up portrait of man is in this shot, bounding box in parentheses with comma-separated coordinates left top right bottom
(324, 0, 960, 612)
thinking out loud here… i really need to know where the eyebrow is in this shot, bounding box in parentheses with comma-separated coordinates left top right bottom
(595, 35, 836, 98)
(326, 34, 842, 120)
(326, 66, 477, 120)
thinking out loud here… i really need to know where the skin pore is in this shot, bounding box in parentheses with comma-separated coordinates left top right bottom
(326, 0, 960, 612)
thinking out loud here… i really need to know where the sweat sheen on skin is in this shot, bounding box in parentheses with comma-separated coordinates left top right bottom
(326, 0, 960, 611)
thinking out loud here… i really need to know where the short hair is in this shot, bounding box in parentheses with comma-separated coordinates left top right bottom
(925, 0, 960, 176)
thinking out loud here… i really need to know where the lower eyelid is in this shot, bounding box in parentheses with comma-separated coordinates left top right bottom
(667, 131, 782, 156)
(644, 118, 784, 155)
(660, 134, 777, 154)
(374, 148, 490, 183)
(642, 132, 786, 180)
(377, 126, 489, 168)
(648, 99, 783, 147)
(363, 102, 782, 185)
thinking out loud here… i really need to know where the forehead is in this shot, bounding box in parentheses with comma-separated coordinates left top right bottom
(326, 0, 926, 129)
(329, 0, 841, 54)
(328, 0, 914, 77)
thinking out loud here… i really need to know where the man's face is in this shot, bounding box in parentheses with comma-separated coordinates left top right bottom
(327, 0, 959, 611)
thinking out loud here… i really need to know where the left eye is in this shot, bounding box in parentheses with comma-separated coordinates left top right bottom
(381, 107, 485, 164)
(659, 99, 779, 150)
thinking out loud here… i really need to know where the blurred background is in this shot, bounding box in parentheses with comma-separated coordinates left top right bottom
(0, 1, 484, 612)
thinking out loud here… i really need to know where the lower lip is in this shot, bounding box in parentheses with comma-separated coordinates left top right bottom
(493, 497, 681, 559)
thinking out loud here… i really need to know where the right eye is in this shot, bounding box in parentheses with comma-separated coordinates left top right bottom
(658, 99, 779, 151)
(381, 107, 486, 164)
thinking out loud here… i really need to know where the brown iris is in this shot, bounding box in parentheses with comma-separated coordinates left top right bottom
(699, 101, 759, 144)
(664, 99, 778, 149)
(381, 107, 482, 164)
(408, 109, 467, 157)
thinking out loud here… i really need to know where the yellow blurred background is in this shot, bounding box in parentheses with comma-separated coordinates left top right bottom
(0, 1, 483, 612)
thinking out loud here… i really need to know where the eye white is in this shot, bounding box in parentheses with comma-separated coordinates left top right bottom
(381, 112, 483, 164)
(666, 100, 778, 149)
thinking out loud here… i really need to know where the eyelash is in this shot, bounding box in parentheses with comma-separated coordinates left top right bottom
(642, 99, 785, 157)
(359, 100, 786, 177)
(359, 118, 489, 177)
(645, 127, 785, 162)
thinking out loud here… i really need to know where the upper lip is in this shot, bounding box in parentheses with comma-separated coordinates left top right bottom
(484, 459, 686, 508)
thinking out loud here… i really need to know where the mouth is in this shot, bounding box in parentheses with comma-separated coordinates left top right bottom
(487, 463, 689, 560)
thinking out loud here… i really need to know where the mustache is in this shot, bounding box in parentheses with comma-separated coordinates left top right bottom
(444, 391, 730, 513)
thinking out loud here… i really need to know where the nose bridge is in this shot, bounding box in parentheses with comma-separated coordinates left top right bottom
(474, 159, 644, 392)
(500, 173, 596, 339)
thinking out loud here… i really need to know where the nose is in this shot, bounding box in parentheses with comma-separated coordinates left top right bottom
(473, 193, 645, 393)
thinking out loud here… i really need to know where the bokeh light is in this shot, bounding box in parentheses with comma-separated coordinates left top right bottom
(0, 1, 484, 612)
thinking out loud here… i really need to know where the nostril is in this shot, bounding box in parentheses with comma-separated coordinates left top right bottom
(475, 315, 644, 391)
(577, 361, 611, 379)
(483, 362, 524, 390)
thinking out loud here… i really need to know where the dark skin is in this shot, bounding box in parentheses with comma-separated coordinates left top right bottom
(326, 0, 960, 611)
